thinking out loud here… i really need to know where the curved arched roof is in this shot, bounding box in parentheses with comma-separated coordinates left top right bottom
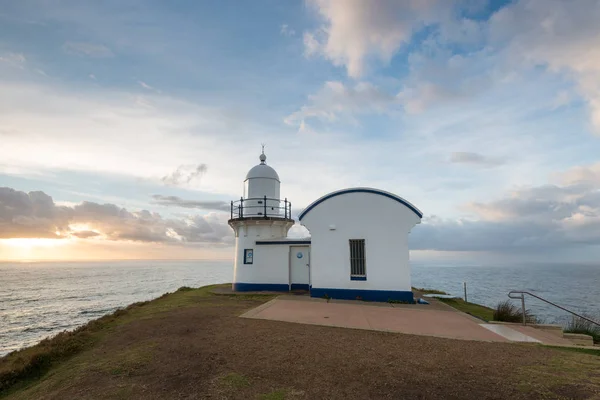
(298, 187, 423, 221)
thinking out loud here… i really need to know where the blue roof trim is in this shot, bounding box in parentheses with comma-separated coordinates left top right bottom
(298, 188, 423, 220)
(256, 240, 311, 245)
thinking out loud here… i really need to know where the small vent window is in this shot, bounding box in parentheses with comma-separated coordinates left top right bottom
(349, 239, 366, 278)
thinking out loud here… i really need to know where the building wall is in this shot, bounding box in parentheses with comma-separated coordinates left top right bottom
(231, 222, 293, 291)
(300, 191, 421, 301)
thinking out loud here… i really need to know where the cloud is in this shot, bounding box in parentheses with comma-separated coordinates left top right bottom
(301, 0, 600, 128)
(63, 42, 114, 58)
(0, 52, 26, 68)
(488, 0, 600, 132)
(557, 163, 600, 187)
(71, 230, 100, 238)
(303, 32, 322, 57)
(0, 187, 233, 245)
(449, 152, 505, 168)
(290, 47, 499, 126)
(138, 81, 153, 90)
(151, 195, 230, 212)
(0, 187, 70, 238)
(396, 47, 498, 113)
(285, 81, 396, 128)
(303, 0, 456, 77)
(411, 163, 600, 251)
(137, 80, 161, 93)
(0, 79, 352, 205)
(280, 24, 295, 36)
(162, 164, 208, 186)
(4, 156, 600, 255)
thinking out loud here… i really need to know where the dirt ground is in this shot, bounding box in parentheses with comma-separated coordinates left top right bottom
(4, 290, 600, 400)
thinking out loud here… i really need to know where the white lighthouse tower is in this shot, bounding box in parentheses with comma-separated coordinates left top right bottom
(228, 148, 295, 291)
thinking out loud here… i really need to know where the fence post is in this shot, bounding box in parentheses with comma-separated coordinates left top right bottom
(230, 201, 233, 219)
(284, 198, 288, 219)
(240, 197, 244, 218)
(521, 295, 526, 325)
(264, 195, 267, 218)
(463, 282, 467, 302)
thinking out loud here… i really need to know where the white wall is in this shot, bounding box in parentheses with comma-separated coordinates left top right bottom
(300, 191, 421, 292)
(232, 222, 293, 286)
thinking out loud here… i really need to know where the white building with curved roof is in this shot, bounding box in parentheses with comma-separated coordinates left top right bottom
(228, 150, 422, 302)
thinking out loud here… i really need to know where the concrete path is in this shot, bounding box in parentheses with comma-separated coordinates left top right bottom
(481, 324, 541, 343)
(241, 297, 579, 345)
(242, 297, 508, 342)
(507, 324, 575, 346)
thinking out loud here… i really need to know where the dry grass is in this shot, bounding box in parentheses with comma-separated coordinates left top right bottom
(2, 284, 600, 399)
(0, 285, 222, 394)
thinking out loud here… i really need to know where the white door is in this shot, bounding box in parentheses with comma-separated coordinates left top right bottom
(290, 246, 310, 290)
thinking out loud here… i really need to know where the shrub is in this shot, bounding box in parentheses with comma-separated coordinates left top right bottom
(493, 300, 539, 323)
(564, 315, 600, 344)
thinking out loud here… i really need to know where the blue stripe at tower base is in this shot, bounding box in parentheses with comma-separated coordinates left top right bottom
(232, 283, 289, 292)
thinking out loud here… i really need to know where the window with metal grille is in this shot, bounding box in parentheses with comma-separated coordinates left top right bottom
(349, 239, 366, 279)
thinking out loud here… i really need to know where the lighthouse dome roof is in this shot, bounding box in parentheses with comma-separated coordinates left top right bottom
(244, 152, 280, 181)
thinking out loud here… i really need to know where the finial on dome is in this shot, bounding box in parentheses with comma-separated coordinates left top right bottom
(259, 143, 266, 164)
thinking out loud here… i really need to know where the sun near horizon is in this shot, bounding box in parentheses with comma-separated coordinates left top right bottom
(0, 238, 233, 262)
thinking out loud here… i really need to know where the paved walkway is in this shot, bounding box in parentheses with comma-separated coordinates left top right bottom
(241, 296, 576, 345)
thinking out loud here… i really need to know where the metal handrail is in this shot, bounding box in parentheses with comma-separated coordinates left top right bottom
(230, 196, 292, 220)
(508, 290, 600, 326)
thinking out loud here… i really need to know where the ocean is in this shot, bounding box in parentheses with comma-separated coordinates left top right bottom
(1, 260, 598, 356)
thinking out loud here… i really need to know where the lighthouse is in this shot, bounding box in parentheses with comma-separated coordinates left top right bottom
(228, 149, 298, 291)
(228, 147, 422, 301)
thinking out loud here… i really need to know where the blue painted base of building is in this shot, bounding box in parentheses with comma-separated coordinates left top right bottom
(233, 283, 414, 303)
(232, 283, 289, 292)
(291, 283, 310, 291)
(233, 283, 310, 292)
(309, 288, 414, 303)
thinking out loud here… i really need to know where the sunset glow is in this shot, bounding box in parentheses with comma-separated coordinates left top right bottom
(1, 238, 70, 248)
(1, 0, 600, 262)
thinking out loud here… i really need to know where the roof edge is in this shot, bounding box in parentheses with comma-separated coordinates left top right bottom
(298, 187, 423, 221)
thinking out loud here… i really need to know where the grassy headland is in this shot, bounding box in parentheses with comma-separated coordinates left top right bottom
(438, 298, 495, 321)
(1, 284, 599, 399)
(412, 287, 495, 321)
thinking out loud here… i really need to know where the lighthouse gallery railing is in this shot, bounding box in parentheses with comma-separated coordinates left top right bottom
(230, 196, 292, 220)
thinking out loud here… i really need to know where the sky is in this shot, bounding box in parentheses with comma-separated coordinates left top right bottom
(1, 0, 600, 262)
